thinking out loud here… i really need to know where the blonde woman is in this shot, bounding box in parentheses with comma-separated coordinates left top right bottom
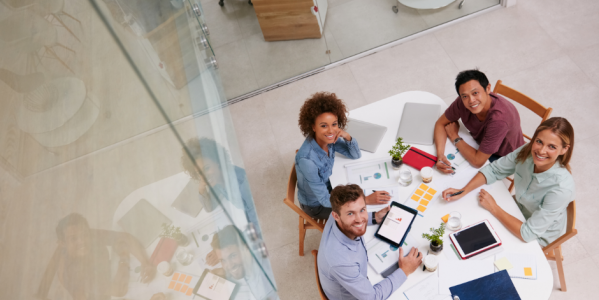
(442, 117, 575, 246)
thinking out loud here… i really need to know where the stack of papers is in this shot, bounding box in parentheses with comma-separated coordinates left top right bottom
(495, 253, 537, 279)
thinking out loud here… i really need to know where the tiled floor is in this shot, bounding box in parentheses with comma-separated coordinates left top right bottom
(227, 1, 599, 299)
(204, 0, 500, 99)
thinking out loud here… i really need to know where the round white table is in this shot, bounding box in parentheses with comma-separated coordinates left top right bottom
(329, 91, 552, 299)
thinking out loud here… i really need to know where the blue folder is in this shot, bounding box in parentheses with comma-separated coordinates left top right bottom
(449, 270, 521, 300)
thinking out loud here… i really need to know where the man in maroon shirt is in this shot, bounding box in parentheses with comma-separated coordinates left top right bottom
(434, 70, 525, 172)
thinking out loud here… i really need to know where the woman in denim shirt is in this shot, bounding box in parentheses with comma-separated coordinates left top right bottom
(442, 117, 575, 246)
(295, 92, 391, 219)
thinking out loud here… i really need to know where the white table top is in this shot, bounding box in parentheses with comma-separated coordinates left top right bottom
(329, 91, 552, 300)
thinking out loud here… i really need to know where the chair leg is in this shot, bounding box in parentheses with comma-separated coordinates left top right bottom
(554, 246, 567, 291)
(299, 217, 306, 256)
(52, 13, 81, 42)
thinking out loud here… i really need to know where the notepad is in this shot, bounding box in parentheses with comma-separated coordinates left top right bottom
(404, 274, 452, 300)
(494, 257, 514, 271)
(494, 253, 537, 279)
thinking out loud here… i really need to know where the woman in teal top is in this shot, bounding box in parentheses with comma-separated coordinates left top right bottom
(442, 117, 575, 246)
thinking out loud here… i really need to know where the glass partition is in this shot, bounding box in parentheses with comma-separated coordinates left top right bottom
(0, 0, 277, 299)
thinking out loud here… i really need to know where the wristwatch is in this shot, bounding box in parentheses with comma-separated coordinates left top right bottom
(453, 137, 463, 145)
(372, 212, 377, 224)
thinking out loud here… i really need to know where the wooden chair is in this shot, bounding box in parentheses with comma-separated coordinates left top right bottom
(493, 80, 553, 192)
(283, 160, 327, 256)
(542, 200, 577, 291)
(312, 250, 329, 300)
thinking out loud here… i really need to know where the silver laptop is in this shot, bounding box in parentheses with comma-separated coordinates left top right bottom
(396, 102, 440, 145)
(345, 118, 387, 153)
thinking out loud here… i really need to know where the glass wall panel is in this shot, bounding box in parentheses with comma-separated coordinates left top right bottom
(0, 0, 277, 299)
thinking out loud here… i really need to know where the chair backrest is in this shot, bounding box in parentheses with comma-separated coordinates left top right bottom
(312, 250, 329, 300)
(493, 80, 553, 140)
(543, 200, 577, 253)
(283, 162, 326, 232)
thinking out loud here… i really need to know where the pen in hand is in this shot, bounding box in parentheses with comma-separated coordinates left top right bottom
(372, 190, 389, 196)
(446, 191, 464, 200)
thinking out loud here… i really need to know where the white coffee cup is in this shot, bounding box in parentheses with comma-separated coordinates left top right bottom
(420, 167, 433, 183)
(424, 254, 438, 272)
(157, 261, 174, 276)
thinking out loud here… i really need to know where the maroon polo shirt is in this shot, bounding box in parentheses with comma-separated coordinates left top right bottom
(445, 92, 525, 156)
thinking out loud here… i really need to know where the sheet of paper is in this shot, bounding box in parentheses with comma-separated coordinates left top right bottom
(494, 257, 514, 271)
(438, 259, 495, 295)
(345, 157, 397, 188)
(366, 185, 401, 211)
(404, 274, 453, 300)
(367, 235, 418, 274)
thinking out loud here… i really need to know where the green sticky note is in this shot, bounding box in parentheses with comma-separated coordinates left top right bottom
(494, 257, 514, 271)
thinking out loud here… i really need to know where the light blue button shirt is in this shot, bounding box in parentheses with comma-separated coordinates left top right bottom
(318, 214, 407, 300)
(479, 145, 575, 246)
(295, 137, 361, 207)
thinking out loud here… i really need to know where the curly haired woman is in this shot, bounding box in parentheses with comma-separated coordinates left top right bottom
(295, 92, 391, 219)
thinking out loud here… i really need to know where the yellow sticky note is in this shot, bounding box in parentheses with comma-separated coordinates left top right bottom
(185, 276, 192, 284)
(524, 267, 533, 276)
(186, 289, 193, 296)
(417, 205, 427, 212)
(174, 283, 182, 292)
(178, 274, 187, 282)
(441, 214, 450, 223)
(420, 199, 429, 206)
(423, 193, 433, 201)
(415, 189, 424, 196)
(180, 285, 188, 294)
(172, 273, 180, 281)
(428, 188, 437, 195)
(168, 281, 176, 289)
(494, 257, 514, 271)
(411, 194, 420, 201)
(419, 184, 428, 190)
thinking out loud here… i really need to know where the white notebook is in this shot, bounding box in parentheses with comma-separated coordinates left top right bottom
(495, 252, 537, 280)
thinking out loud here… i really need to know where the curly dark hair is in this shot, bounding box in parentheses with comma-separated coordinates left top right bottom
(298, 92, 348, 137)
(330, 184, 365, 214)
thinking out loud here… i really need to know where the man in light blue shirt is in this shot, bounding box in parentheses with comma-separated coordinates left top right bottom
(317, 184, 422, 300)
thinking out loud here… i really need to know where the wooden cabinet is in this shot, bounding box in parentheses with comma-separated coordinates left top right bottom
(253, 0, 328, 41)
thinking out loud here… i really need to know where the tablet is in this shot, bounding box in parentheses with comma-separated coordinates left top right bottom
(375, 202, 418, 248)
(449, 220, 502, 260)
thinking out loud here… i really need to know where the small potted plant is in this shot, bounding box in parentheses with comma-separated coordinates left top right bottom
(389, 137, 410, 169)
(422, 222, 445, 254)
(160, 223, 190, 247)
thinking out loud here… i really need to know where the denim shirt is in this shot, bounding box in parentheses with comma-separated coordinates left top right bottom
(318, 214, 407, 300)
(479, 145, 575, 246)
(295, 137, 361, 207)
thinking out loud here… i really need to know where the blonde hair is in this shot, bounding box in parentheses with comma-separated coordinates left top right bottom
(515, 117, 574, 173)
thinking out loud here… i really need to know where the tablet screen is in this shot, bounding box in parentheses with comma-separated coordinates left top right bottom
(377, 205, 416, 244)
(453, 222, 498, 255)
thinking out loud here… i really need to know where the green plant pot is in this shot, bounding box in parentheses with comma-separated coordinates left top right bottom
(391, 158, 403, 169)
(430, 241, 443, 254)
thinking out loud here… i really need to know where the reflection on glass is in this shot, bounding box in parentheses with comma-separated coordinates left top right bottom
(36, 213, 155, 300)
(0, 0, 276, 299)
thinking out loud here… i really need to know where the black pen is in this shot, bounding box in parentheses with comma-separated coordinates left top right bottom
(372, 190, 389, 196)
(448, 191, 464, 198)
